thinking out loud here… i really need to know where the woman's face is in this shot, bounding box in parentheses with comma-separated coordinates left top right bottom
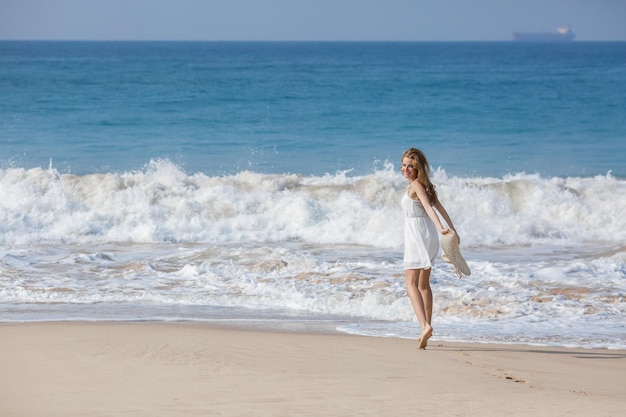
(401, 157, 417, 180)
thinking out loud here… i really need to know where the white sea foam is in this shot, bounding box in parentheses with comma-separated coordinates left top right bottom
(1, 160, 625, 348)
(1, 159, 624, 247)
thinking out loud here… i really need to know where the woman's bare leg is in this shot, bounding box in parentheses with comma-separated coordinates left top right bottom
(404, 268, 433, 349)
(418, 268, 433, 325)
(417, 268, 433, 348)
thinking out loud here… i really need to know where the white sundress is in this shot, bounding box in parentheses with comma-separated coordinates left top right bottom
(401, 193, 439, 270)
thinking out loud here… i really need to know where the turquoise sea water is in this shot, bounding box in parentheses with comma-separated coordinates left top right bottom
(2, 41, 625, 177)
(1, 41, 625, 348)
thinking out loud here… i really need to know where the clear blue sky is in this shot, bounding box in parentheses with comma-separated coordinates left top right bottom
(1, 0, 625, 41)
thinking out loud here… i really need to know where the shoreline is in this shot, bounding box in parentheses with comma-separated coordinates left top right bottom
(1, 321, 625, 417)
(5, 317, 623, 350)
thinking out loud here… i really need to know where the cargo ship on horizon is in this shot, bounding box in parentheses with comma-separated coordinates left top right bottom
(512, 26, 575, 42)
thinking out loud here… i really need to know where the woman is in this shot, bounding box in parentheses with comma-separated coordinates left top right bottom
(401, 148, 458, 349)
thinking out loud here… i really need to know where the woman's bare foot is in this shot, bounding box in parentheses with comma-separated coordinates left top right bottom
(418, 325, 433, 350)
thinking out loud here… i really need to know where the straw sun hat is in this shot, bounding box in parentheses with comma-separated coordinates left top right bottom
(440, 231, 471, 278)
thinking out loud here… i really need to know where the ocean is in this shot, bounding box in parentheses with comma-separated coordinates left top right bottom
(1, 41, 625, 349)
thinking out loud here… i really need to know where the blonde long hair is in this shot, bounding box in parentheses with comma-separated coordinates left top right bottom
(402, 148, 439, 205)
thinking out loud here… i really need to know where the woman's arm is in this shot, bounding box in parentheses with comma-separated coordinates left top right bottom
(433, 201, 456, 233)
(433, 200, 459, 243)
(411, 181, 449, 235)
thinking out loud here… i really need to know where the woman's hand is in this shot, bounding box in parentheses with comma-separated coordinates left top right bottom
(441, 229, 460, 244)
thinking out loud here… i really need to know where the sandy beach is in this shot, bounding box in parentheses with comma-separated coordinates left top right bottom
(1, 322, 624, 417)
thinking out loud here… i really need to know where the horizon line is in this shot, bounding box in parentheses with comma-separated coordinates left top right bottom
(2, 38, 624, 43)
